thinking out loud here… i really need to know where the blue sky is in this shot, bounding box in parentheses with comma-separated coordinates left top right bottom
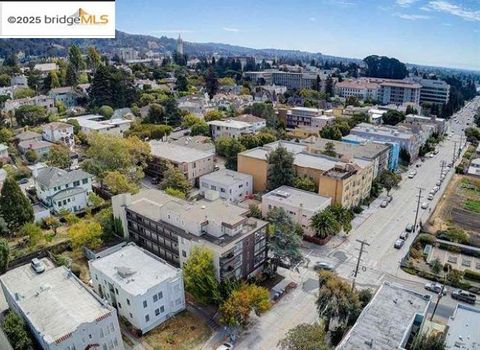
(116, 0, 480, 70)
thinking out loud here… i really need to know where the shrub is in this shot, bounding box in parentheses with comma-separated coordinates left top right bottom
(417, 233, 435, 245)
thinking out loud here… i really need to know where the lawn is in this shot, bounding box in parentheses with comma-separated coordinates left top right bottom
(142, 310, 211, 350)
(464, 199, 480, 214)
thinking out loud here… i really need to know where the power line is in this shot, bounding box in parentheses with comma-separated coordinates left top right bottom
(352, 239, 369, 291)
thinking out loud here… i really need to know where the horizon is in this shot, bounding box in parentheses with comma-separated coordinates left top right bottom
(116, 0, 480, 72)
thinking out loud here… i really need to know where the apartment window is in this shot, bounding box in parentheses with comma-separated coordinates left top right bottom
(73, 180, 80, 186)
(129, 313, 133, 318)
(182, 250, 186, 258)
(58, 201, 62, 207)
(65, 183, 69, 188)
(63, 199, 67, 205)
(158, 291, 163, 299)
(153, 294, 158, 302)
(160, 306, 165, 313)
(143, 300, 147, 308)
(145, 314, 150, 322)
(118, 302, 122, 308)
(127, 299, 130, 305)
(175, 298, 182, 306)
(239, 184, 243, 188)
(100, 328, 104, 338)
(115, 288, 119, 295)
(155, 308, 160, 316)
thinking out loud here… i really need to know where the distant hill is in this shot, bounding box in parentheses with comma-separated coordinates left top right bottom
(0, 30, 328, 60)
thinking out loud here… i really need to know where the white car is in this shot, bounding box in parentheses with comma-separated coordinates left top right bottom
(421, 202, 429, 209)
(217, 343, 234, 350)
(428, 194, 434, 200)
(31, 258, 45, 274)
(408, 173, 415, 179)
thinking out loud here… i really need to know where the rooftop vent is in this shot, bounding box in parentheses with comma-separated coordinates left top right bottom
(274, 190, 291, 199)
(116, 266, 136, 278)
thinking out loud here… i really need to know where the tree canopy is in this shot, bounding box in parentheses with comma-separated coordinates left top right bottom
(266, 145, 295, 191)
(0, 177, 34, 231)
(363, 55, 408, 79)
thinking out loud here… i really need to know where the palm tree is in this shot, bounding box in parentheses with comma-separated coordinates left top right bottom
(310, 209, 340, 239)
(329, 204, 355, 234)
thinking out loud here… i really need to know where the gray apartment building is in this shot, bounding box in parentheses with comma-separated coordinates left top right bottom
(112, 189, 268, 281)
(408, 77, 450, 104)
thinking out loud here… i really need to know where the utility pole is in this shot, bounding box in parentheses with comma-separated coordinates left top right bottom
(430, 266, 450, 321)
(439, 160, 446, 181)
(352, 239, 370, 291)
(413, 187, 424, 232)
(452, 141, 457, 164)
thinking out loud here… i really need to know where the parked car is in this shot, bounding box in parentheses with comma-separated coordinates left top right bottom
(31, 258, 45, 274)
(399, 231, 408, 240)
(421, 202, 429, 209)
(428, 194, 434, 201)
(436, 181, 442, 186)
(433, 186, 440, 193)
(314, 262, 334, 271)
(216, 343, 234, 350)
(416, 163, 422, 168)
(380, 201, 388, 208)
(151, 177, 160, 185)
(394, 239, 405, 249)
(451, 290, 477, 304)
(405, 224, 414, 232)
(408, 172, 415, 179)
(386, 195, 393, 203)
(424, 282, 447, 295)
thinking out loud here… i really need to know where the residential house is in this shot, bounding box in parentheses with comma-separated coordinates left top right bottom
(48, 86, 77, 107)
(285, 107, 335, 130)
(170, 135, 216, 154)
(42, 122, 75, 150)
(33, 62, 58, 74)
(0, 259, 123, 350)
(4, 95, 55, 113)
(18, 139, 53, 158)
(208, 119, 255, 140)
(112, 189, 269, 281)
(10, 75, 28, 87)
(89, 244, 185, 335)
(16, 130, 41, 143)
(62, 114, 133, 136)
(231, 114, 267, 132)
(148, 141, 214, 185)
(261, 186, 331, 236)
(200, 169, 253, 203)
(337, 282, 431, 350)
(33, 166, 93, 213)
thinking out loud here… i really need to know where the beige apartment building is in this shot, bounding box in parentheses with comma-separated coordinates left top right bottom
(238, 141, 374, 208)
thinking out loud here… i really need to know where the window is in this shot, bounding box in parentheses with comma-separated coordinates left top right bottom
(158, 291, 163, 299)
(160, 306, 165, 313)
(65, 183, 69, 188)
(82, 178, 88, 184)
(115, 288, 118, 295)
(118, 302, 122, 308)
(145, 314, 150, 322)
(220, 188, 225, 193)
(127, 299, 130, 305)
(63, 199, 67, 205)
(73, 180, 80, 186)
(155, 308, 160, 316)
(153, 294, 158, 302)
(143, 300, 147, 308)
(129, 313, 133, 318)
(58, 201, 62, 207)
(182, 250, 186, 258)
(175, 298, 182, 305)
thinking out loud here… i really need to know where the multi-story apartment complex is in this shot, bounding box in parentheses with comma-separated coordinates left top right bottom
(378, 80, 421, 105)
(261, 186, 331, 236)
(408, 77, 450, 104)
(350, 123, 421, 159)
(148, 141, 214, 185)
(237, 141, 374, 208)
(34, 166, 94, 213)
(207, 119, 255, 139)
(112, 189, 269, 281)
(42, 122, 75, 150)
(404, 114, 447, 135)
(244, 70, 319, 90)
(285, 107, 335, 129)
(335, 80, 379, 100)
(89, 244, 186, 335)
(231, 114, 267, 132)
(303, 136, 392, 176)
(0, 259, 124, 350)
(200, 169, 253, 203)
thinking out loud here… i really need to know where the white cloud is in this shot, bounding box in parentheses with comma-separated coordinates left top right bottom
(150, 29, 194, 34)
(222, 27, 240, 32)
(426, 1, 480, 21)
(395, 13, 430, 20)
(396, 0, 419, 7)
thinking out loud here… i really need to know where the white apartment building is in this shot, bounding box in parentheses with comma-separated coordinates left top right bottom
(286, 107, 335, 129)
(42, 122, 75, 150)
(4, 95, 55, 112)
(34, 166, 93, 213)
(0, 259, 123, 350)
(63, 115, 133, 136)
(231, 114, 267, 132)
(207, 119, 254, 139)
(148, 141, 214, 185)
(89, 244, 186, 335)
(261, 186, 331, 236)
(335, 80, 379, 100)
(200, 169, 253, 203)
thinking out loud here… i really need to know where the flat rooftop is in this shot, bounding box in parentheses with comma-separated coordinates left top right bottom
(89, 244, 179, 296)
(351, 123, 414, 140)
(262, 185, 331, 212)
(304, 137, 390, 159)
(446, 304, 480, 349)
(337, 282, 430, 350)
(149, 140, 213, 163)
(207, 119, 252, 129)
(200, 169, 252, 184)
(0, 259, 112, 344)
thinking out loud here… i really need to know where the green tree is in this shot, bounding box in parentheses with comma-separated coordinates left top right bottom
(86, 47, 102, 72)
(176, 73, 189, 92)
(89, 64, 113, 107)
(183, 246, 220, 304)
(411, 333, 446, 350)
(320, 126, 342, 140)
(47, 144, 71, 168)
(24, 149, 38, 164)
(219, 283, 271, 327)
(310, 208, 341, 239)
(13, 87, 35, 99)
(248, 203, 263, 219)
(363, 55, 408, 79)
(44, 70, 60, 90)
(204, 109, 224, 122)
(266, 145, 295, 191)
(0, 74, 11, 87)
(190, 122, 210, 136)
(292, 175, 317, 192)
(19, 223, 43, 248)
(0, 177, 34, 231)
(3, 311, 33, 350)
(146, 103, 165, 124)
(322, 142, 337, 157)
(382, 110, 405, 126)
(278, 323, 330, 350)
(68, 219, 102, 250)
(164, 187, 186, 199)
(0, 238, 10, 272)
(98, 105, 114, 119)
(328, 204, 354, 234)
(430, 258, 443, 275)
(399, 147, 411, 165)
(317, 271, 361, 331)
(267, 207, 304, 272)
(205, 67, 219, 99)
(66, 44, 84, 86)
(224, 138, 245, 170)
(378, 171, 401, 195)
(103, 171, 139, 195)
(15, 104, 47, 126)
(0, 127, 14, 143)
(160, 166, 192, 195)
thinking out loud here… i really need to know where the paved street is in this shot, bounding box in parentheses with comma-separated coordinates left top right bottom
(235, 97, 480, 350)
